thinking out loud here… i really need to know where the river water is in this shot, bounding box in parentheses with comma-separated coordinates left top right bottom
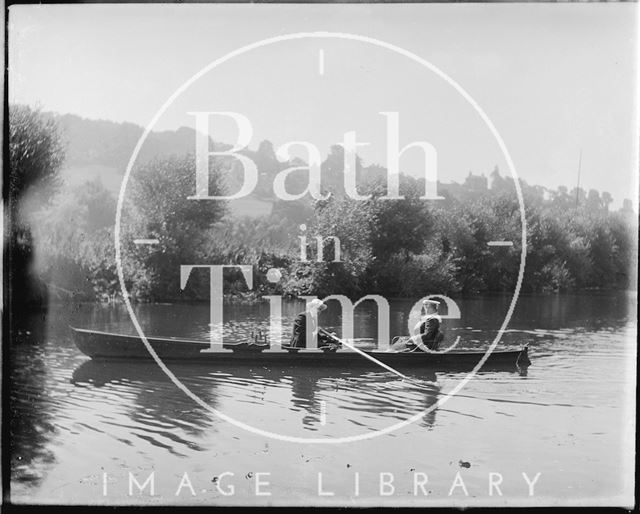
(8, 292, 636, 506)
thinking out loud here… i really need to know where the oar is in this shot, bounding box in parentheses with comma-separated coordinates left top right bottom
(318, 329, 408, 380)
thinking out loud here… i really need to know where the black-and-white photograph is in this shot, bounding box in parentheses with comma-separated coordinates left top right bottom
(3, 1, 637, 508)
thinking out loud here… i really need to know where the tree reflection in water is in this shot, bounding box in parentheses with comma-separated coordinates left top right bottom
(9, 311, 55, 488)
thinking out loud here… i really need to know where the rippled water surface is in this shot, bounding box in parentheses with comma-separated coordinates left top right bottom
(9, 293, 636, 506)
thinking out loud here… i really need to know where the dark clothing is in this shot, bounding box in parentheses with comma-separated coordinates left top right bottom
(419, 316, 440, 342)
(289, 312, 312, 348)
(389, 314, 444, 352)
(418, 315, 443, 350)
(289, 312, 336, 349)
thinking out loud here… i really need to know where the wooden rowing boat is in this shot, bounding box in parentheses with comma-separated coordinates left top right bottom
(70, 327, 531, 371)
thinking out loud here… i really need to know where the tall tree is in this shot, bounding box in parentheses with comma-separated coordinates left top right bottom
(8, 105, 65, 217)
(121, 154, 228, 300)
(7, 105, 66, 307)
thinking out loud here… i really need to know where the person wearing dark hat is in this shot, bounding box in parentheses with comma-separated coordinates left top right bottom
(288, 299, 331, 349)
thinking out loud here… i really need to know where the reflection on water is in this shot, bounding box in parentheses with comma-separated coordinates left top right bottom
(8, 292, 637, 503)
(9, 312, 56, 486)
(69, 359, 440, 438)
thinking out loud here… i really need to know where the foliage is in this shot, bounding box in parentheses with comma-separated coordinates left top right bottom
(120, 154, 228, 300)
(8, 105, 67, 306)
(8, 105, 66, 216)
(23, 127, 637, 302)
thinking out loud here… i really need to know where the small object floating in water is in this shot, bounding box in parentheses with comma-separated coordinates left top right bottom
(459, 460, 471, 469)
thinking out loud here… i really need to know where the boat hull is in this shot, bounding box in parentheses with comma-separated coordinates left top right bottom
(71, 328, 529, 371)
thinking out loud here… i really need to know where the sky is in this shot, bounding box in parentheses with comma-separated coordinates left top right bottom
(8, 2, 639, 208)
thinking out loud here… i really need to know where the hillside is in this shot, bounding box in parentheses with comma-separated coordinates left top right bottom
(48, 112, 276, 217)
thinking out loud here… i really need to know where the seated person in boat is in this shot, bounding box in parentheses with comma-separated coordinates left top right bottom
(391, 299, 444, 352)
(287, 299, 340, 350)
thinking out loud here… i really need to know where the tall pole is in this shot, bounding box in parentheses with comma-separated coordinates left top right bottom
(575, 149, 582, 208)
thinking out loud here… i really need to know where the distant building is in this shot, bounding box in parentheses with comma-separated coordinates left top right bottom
(489, 166, 514, 192)
(464, 171, 488, 191)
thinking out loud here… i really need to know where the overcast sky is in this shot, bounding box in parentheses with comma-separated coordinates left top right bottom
(9, 3, 639, 208)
